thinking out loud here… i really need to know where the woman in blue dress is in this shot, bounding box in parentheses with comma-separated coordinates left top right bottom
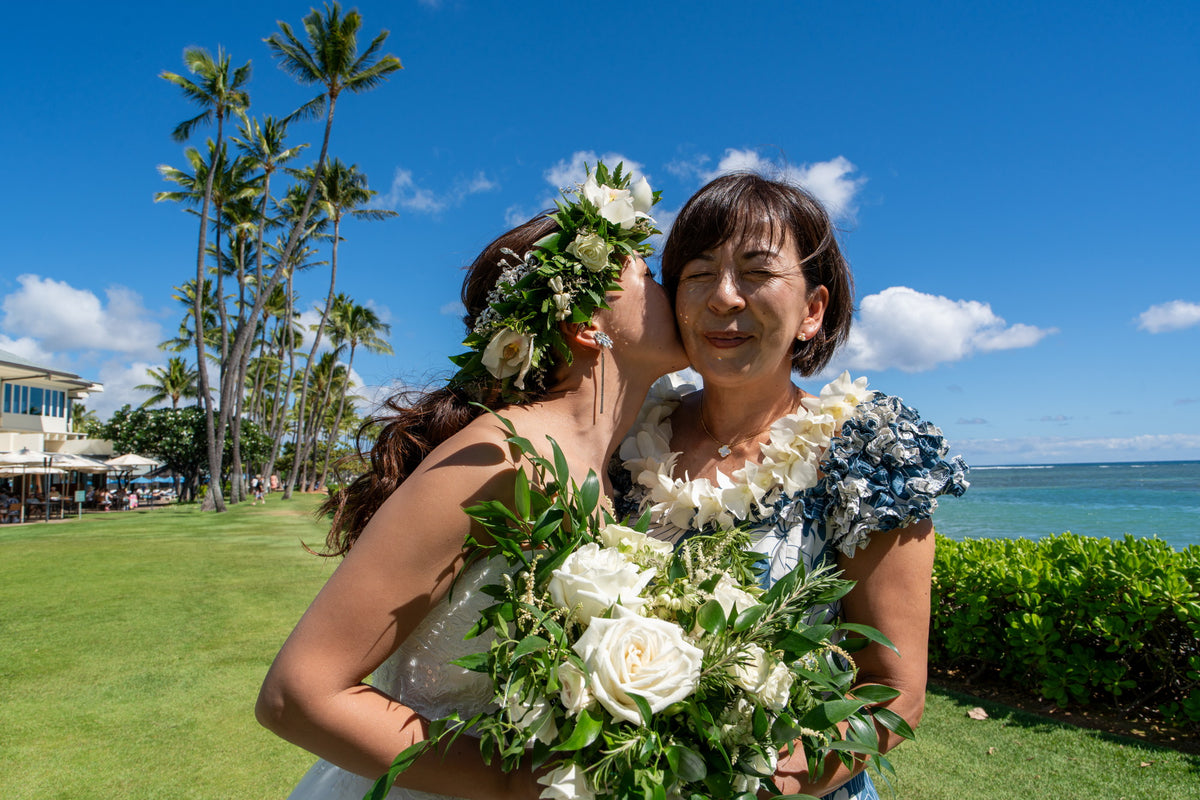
(616, 173, 969, 799)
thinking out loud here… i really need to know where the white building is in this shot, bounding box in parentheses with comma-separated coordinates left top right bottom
(0, 348, 108, 455)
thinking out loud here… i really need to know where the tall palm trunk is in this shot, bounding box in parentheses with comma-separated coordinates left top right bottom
(318, 338, 358, 488)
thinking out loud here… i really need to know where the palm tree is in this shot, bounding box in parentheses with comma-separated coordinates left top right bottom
(284, 160, 396, 496)
(136, 358, 200, 409)
(317, 294, 392, 487)
(161, 46, 251, 512)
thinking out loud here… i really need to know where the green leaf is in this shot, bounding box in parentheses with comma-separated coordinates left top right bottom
(731, 603, 768, 632)
(799, 698, 867, 730)
(851, 684, 901, 704)
(449, 652, 490, 672)
(366, 739, 436, 798)
(550, 438, 570, 488)
(666, 744, 708, 781)
(551, 708, 602, 751)
(511, 635, 551, 661)
(839, 622, 899, 655)
(631, 692, 654, 726)
(697, 599, 728, 635)
(873, 707, 916, 739)
(513, 468, 531, 520)
(579, 471, 600, 517)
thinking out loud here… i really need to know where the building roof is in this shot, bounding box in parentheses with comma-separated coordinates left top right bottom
(0, 348, 103, 394)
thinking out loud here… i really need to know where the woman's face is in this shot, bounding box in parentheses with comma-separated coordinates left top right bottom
(603, 257, 689, 377)
(675, 226, 827, 389)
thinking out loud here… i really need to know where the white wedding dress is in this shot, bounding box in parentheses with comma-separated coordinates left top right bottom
(286, 558, 506, 800)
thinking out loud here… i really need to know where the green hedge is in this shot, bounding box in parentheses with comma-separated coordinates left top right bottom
(929, 532, 1200, 729)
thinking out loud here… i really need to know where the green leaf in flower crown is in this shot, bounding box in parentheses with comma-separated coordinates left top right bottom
(550, 708, 602, 751)
(799, 698, 868, 730)
(838, 622, 900, 655)
(511, 635, 551, 661)
(666, 744, 708, 782)
(697, 599, 728, 635)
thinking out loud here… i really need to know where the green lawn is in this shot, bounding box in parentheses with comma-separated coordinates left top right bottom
(1, 499, 1196, 799)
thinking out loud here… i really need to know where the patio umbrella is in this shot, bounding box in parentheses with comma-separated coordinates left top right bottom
(0, 448, 56, 523)
(104, 454, 161, 468)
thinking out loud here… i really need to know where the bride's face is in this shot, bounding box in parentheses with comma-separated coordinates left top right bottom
(600, 257, 689, 377)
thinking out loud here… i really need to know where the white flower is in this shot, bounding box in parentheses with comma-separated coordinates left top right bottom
(504, 691, 558, 745)
(548, 275, 565, 293)
(756, 660, 794, 711)
(582, 175, 638, 228)
(566, 231, 615, 272)
(548, 543, 655, 623)
(538, 763, 595, 800)
(630, 176, 654, 214)
(572, 606, 703, 725)
(708, 573, 759, 617)
(556, 660, 594, 716)
(481, 328, 535, 388)
(553, 292, 572, 320)
(598, 522, 673, 556)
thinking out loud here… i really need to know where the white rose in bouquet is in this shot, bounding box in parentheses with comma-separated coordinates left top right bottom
(573, 606, 703, 725)
(548, 542, 655, 623)
(727, 643, 772, 694)
(504, 691, 558, 745)
(598, 522, 673, 556)
(755, 660, 795, 712)
(709, 572, 760, 617)
(538, 762, 596, 800)
(556, 660, 594, 716)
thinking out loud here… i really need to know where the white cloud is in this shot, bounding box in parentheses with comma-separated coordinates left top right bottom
(544, 151, 645, 191)
(835, 286, 1056, 373)
(0, 275, 162, 360)
(440, 301, 466, 317)
(0, 334, 55, 365)
(955, 433, 1200, 466)
(504, 204, 533, 228)
(379, 167, 499, 215)
(679, 149, 865, 220)
(1136, 300, 1200, 333)
(89, 360, 160, 417)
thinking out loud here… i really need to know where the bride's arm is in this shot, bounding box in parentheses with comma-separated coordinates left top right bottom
(256, 433, 542, 800)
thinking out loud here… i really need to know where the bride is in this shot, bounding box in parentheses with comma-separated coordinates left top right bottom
(256, 164, 687, 799)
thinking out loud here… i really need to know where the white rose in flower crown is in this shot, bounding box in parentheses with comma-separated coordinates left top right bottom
(566, 231, 615, 272)
(548, 542, 655, 623)
(630, 175, 654, 215)
(572, 605, 703, 725)
(538, 762, 595, 800)
(598, 522, 673, 556)
(556, 660, 594, 716)
(582, 175, 638, 228)
(481, 328, 535, 388)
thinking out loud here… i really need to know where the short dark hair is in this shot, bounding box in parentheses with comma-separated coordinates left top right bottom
(660, 172, 854, 376)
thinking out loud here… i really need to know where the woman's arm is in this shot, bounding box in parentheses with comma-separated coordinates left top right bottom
(770, 519, 936, 797)
(255, 433, 542, 800)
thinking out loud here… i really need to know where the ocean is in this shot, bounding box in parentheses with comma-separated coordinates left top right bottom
(931, 460, 1200, 551)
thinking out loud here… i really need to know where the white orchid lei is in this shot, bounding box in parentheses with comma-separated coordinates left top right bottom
(450, 162, 660, 403)
(620, 372, 876, 533)
(365, 413, 911, 800)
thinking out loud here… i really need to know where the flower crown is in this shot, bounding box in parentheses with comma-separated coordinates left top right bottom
(449, 162, 661, 403)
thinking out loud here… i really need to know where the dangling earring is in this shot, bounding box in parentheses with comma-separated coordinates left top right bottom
(594, 331, 613, 414)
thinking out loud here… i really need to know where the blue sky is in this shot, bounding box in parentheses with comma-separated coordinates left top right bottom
(2, 0, 1197, 465)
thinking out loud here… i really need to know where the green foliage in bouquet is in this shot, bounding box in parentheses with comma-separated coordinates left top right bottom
(366, 414, 912, 800)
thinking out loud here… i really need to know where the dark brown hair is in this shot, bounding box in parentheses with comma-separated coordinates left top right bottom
(660, 172, 854, 376)
(319, 214, 560, 555)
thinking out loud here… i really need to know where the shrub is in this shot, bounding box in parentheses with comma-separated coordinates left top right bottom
(930, 532, 1200, 729)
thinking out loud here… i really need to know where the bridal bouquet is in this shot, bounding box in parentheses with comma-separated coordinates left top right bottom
(365, 417, 911, 800)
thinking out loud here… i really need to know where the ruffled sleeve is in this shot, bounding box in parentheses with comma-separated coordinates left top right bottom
(813, 393, 969, 557)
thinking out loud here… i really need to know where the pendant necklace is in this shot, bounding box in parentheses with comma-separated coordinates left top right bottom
(698, 386, 800, 459)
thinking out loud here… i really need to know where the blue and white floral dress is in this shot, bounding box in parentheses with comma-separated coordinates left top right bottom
(614, 372, 970, 800)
